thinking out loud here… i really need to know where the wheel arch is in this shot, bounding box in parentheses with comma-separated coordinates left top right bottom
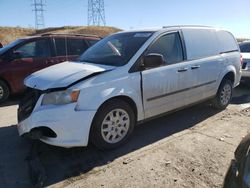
(222, 71, 235, 84)
(88, 95, 138, 149)
(95, 95, 138, 121)
(215, 70, 235, 94)
(0, 76, 11, 93)
(217, 64, 237, 91)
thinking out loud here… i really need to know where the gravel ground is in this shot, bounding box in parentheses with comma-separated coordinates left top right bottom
(0, 85, 249, 188)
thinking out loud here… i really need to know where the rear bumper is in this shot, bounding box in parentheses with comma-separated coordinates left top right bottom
(17, 102, 96, 148)
(241, 60, 250, 79)
(242, 70, 250, 78)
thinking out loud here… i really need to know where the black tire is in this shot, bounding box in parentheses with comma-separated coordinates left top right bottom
(90, 99, 135, 150)
(212, 79, 233, 110)
(224, 133, 250, 188)
(0, 80, 10, 104)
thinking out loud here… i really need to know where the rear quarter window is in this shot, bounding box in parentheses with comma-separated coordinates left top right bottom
(182, 28, 220, 60)
(216, 30, 239, 53)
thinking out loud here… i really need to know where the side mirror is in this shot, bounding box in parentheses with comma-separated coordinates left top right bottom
(12, 51, 22, 59)
(3, 50, 22, 61)
(143, 53, 165, 69)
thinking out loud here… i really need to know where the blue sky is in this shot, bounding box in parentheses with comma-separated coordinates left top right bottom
(0, 0, 250, 38)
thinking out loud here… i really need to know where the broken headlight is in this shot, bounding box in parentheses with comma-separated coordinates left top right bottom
(41, 89, 80, 105)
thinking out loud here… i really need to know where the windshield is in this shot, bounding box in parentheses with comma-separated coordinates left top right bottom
(239, 42, 250, 53)
(79, 32, 153, 66)
(0, 39, 24, 55)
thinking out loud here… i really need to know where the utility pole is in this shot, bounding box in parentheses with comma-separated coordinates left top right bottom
(32, 0, 45, 29)
(88, 0, 106, 26)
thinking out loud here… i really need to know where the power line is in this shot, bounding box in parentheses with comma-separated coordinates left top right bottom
(88, 0, 106, 26)
(32, 0, 45, 29)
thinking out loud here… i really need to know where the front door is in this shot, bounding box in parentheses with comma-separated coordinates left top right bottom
(9, 38, 53, 92)
(141, 32, 191, 118)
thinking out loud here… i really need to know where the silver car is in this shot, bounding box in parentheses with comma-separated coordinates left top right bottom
(239, 41, 250, 82)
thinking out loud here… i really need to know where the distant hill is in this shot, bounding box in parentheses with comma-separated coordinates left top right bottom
(0, 26, 121, 45)
(0, 26, 248, 46)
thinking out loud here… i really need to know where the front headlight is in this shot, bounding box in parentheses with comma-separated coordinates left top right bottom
(42, 89, 80, 105)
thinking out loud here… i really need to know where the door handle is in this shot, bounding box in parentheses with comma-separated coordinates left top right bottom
(178, 67, 188, 72)
(191, 65, 200, 69)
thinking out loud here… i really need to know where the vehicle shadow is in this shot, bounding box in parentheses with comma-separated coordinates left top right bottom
(0, 125, 33, 188)
(0, 95, 22, 107)
(231, 84, 250, 104)
(35, 103, 220, 187)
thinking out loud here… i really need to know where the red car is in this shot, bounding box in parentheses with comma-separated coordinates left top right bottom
(0, 33, 100, 103)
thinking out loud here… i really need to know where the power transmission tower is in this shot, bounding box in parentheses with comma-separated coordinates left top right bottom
(88, 0, 106, 26)
(32, 0, 45, 29)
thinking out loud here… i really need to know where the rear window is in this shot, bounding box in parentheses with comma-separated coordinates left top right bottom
(216, 30, 239, 53)
(67, 38, 88, 55)
(182, 28, 220, 60)
(54, 38, 89, 56)
(239, 42, 250, 53)
(54, 38, 66, 56)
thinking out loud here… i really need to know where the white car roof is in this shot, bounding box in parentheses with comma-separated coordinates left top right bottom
(117, 25, 223, 34)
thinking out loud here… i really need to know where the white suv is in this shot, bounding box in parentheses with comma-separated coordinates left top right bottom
(239, 41, 250, 82)
(17, 26, 241, 150)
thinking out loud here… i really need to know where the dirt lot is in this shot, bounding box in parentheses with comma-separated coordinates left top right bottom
(0, 85, 249, 188)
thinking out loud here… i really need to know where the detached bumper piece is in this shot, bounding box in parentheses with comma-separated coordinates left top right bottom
(23, 127, 57, 140)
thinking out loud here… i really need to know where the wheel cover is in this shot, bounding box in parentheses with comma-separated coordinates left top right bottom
(101, 108, 130, 144)
(0, 85, 3, 99)
(220, 83, 232, 106)
(243, 151, 250, 187)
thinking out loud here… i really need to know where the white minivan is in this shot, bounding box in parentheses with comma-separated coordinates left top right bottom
(17, 26, 241, 150)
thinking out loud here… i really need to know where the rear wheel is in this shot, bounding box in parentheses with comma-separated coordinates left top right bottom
(212, 79, 233, 109)
(90, 99, 135, 150)
(0, 80, 10, 103)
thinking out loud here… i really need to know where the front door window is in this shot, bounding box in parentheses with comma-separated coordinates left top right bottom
(15, 39, 51, 58)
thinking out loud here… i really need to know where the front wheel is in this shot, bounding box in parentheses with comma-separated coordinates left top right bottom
(90, 99, 135, 150)
(212, 79, 233, 110)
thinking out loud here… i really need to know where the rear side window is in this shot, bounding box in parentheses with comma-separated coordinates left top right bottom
(216, 30, 238, 53)
(15, 39, 51, 58)
(54, 38, 66, 56)
(67, 38, 88, 55)
(182, 28, 219, 60)
(239, 43, 250, 53)
(147, 32, 184, 64)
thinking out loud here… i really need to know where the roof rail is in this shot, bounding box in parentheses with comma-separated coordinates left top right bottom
(162, 25, 213, 29)
(40, 33, 100, 38)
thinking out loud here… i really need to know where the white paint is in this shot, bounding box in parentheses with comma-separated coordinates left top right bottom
(24, 61, 115, 90)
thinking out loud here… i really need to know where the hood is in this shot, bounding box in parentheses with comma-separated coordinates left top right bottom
(241, 53, 250, 60)
(25, 61, 115, 90)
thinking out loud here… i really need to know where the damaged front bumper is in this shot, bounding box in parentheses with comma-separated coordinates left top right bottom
(17, 95, 96, 148)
